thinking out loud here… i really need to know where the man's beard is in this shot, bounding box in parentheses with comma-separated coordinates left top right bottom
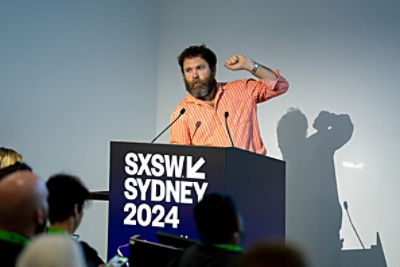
(185, 74, 217, 101)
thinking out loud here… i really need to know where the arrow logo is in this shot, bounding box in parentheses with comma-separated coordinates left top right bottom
(186, 157, 205, 179)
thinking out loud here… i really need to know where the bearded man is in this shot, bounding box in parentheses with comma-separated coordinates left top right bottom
(169, 44, 289, 155)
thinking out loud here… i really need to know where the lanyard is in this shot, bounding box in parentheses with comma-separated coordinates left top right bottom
(0, 229, 29, 245)
(47, 227, 68, 236)
(214, 243, 243, 252)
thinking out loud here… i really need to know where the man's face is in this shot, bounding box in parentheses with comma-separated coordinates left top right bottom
(183, 56, 216, 100)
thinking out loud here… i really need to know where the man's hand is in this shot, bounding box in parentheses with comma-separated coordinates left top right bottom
(224, 54, 278, 80)
(224, 54, 254, 71)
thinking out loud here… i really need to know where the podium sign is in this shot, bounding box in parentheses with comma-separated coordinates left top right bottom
(108, 142, 285, 258)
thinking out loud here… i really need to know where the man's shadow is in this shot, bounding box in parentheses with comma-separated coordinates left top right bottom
(277, 108, 352, 267)
(277, 108, 388, 267)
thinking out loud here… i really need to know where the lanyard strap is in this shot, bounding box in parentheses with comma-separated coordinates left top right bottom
(47, 227, 68, 235)
(214, 243, 243, 252)
(0, 229, 29, 245)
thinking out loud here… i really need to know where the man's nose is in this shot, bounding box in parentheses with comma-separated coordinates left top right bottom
(192, 70, 199, 79)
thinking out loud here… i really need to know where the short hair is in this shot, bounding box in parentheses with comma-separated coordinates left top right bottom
(178, 44, 217, 73)
(194, 192, 239, 244)
(46, 174, 89, 224)
(0, 162, 32, 180)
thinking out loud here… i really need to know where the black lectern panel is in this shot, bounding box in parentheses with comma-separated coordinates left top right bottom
(108, 142, 285, 258)
(225, 148, 285, 246)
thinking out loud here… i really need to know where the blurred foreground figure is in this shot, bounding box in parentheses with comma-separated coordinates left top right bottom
(46, 173, 104, 267)
(16, 234, 86, 267)
(170, 192, 244, 267)
(0, 171, 49, 267)
(238, 241, 307, 267)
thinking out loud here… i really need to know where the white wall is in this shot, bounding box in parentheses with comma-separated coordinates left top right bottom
(156, 0, 400, 266)
(0, 0, 158, 259)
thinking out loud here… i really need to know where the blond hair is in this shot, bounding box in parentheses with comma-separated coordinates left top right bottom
(0, 148, 23, 169)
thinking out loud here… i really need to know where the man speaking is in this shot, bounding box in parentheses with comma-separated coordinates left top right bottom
(169, 45, 289, 155)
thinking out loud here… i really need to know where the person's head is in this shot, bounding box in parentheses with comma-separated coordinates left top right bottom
(177, 45, 218, 101)
(0, 171, 48, 237)
(194, 192, 243, 245)
(16, 234, 86, 267)
(0, 162, 32, 180)
(238, 241, 307, 267)
(46, 174, 89, 233)
(0, 147, 23, 169)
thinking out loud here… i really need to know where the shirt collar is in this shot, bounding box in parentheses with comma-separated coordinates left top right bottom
(47, 226, 68, 236)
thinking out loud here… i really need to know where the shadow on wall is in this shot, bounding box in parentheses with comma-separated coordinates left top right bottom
(276, 108, 387, 267)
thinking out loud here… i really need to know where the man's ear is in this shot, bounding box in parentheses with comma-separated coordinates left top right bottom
(211, 66, 216, 76)
(72, 203, 79, 217)
(35, 209, 45, 225)
(235, 215, 245, 234)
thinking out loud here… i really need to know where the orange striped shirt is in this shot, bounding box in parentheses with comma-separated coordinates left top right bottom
(169, 70, 289, 155)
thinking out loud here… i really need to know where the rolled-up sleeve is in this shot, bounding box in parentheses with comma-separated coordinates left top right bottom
(246, 70, 289, 103)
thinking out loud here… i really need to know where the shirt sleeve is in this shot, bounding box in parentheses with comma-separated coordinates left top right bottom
(246, 70, 289, 103)
(169, 105, 191, 145)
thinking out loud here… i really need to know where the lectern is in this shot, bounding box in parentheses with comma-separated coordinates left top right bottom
(108, 142, 285, 258)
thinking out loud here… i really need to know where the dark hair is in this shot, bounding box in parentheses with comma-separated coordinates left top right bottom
(0, 162, 32, 180)
(46, 173, 89, 224)
(194, 192, 239, 244)
(178, 44, 217, 73)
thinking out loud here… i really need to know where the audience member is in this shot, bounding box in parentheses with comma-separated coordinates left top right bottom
(0, 162, 32, 180)
(0, 147, 22, 169)
(46, 173, 104, 267)
(16, 234, 86, 267)
(169, 192, 244, 267)
(0, 171, 49, 267)
(238, 241, 307, 267)
(0, 148, 31, 181)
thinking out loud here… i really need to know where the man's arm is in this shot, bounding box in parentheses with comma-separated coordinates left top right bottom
(224, 54, 277, 80)
(224, 54, 288, 103)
